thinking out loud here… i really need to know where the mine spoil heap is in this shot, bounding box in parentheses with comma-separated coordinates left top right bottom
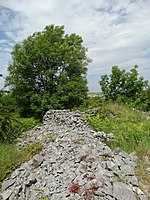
(0, 110, 148, 200)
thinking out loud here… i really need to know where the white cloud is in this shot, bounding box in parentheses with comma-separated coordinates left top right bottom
(0, 0, 150, 91)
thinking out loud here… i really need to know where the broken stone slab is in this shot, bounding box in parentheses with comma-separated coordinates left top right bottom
(1, 189, 13, 200)
(2, 179, 16, 191)
(24, 174, 37, 187)
(113, 182, 137, 200)
(31, 154, 44, 167)
(120, 164, 135, 175)
(145, 167, 150, 174)
(125, 175, 139, 186)
(143, 156, 150, 166)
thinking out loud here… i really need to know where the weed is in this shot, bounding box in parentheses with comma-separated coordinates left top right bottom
(40, 196, 50, 200)
(36, 189, 43, 194)
(81, 154, 89, 162)
(0, 144, 21, 186)
(0, 141, 44, 188)
(19, 117, 41, 132)
(86, 175, 95, 180)
(84, 183, 100, 200)
(68, 183, 81, 194)
(86, 103, 150, 155)
(114, 174, 126, 183)
(42, 134, 55, 143)
(25, 142, 43, 156)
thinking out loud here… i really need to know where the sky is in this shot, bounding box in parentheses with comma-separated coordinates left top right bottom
(0, 0, 150, 92)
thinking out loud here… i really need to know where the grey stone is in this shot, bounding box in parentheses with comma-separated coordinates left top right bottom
(1, 190, 12, 200)
(2, 179, 16, 191)
(145, 167, 150, 174)
(126, 175, 139, 186)
(143, 156, 150, 165)
(102, 181, 113, 196)
(24, 174, 37, 187)
(120, 164, 135, 175)
(138, 194, 149, 200)
(106, 161, 115, 170)
(129, 152, 138, 163)
(32, 154, 44, 167)
(113, 182, 137, 200)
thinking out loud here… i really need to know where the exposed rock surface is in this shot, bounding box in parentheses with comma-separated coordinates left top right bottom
(0, 110, 148, 200)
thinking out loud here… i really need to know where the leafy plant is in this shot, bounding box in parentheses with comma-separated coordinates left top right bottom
(99, 65, 148, 103)
(40, 196, 50, 200)
(0, 144, 21, 185)
(25, 142, 43, 156)
(6, 25, 91, 119)
(69, 183, 81, 194)
(18, 117, 41, 132)
(86, 103, 150, 155)
(0, 102, 22, 142)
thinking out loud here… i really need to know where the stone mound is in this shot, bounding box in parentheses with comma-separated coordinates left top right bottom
(0, 110, 148, 200)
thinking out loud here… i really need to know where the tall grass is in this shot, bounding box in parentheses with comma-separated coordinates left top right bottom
(86, 103, 150, 156)
(0, 116, 42, 188)
(0, 142, 43, 188)
(0, 144, 21, 185)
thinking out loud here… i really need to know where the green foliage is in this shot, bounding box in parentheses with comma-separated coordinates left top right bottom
(72, 95, 104, 112)
(0, 144, 21, 184)
(25, 142, 43, 155)
(40, 197, 50, 200)
(0, 141, 44, 187)
(6, 25, 91, 119)
(133, 85, 150, 111)
(18, 117, 41, 132)
(86, 103, 150, 154)
(0, 90, 22, 142)
(99, 65, 148, 103)
(0, 89, 40, 142)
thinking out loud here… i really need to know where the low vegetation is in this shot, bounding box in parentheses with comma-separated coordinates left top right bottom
(85, 102, 150, 155)
(0, 141, 43, 188)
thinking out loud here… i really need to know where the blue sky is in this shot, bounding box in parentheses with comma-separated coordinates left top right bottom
(0, 0, 150, 92)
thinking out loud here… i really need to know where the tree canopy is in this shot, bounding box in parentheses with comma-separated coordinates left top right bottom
(99, 65, 149, 102)
(6, 25, 91, 119)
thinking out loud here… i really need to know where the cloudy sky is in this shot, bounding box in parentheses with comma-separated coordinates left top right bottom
(0, 0, 150, 92)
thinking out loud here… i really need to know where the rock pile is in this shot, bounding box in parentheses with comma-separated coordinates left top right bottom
(0, 110, 148, 200)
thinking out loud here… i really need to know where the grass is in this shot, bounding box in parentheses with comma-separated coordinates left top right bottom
(18, 117, 42, 132)
(85, 102, 150, 155)
(0, 144, 21, 186)
(0, 141, 43, 189)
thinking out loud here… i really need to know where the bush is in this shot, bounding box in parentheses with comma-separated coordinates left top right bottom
(99, 65, 148, 103)
(0, 95, 21, 142)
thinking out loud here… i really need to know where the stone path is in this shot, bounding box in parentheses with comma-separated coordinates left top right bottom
(0, 110, 149, 200)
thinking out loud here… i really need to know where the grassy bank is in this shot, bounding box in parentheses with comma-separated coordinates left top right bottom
(0, 117, 42, 188)
(85, 102, 150, 155)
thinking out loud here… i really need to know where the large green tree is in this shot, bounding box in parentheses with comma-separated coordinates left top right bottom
(99, 65, 148, 102)
(6, 25, 91, 118)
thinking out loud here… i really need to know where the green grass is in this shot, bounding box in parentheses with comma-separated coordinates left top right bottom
(0, 141, 43, 189)
(0, 144, 22, 186)
(86, 103, 150, 155)
(18, 117, 42, 132)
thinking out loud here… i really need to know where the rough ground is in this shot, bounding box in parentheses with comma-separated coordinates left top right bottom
(0, 110, 149, 200)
